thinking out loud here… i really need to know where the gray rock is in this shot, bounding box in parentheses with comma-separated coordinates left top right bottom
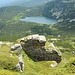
(11, 44, 24, 72)
(20, 34, 62, 63)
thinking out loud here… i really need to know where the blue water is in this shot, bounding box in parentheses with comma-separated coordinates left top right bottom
(20, 16, 57, 24)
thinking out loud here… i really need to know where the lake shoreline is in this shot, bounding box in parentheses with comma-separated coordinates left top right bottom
(20, 16, 58, 25)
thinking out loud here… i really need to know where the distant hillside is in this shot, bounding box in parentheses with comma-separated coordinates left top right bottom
(8, 0, 52, 7)
(0, 6, 42, 20)
(0, 6, 52, 41)
(0, 0, 75, 41)
(43, 0, 75, 30)
(0, 0, 19, 8)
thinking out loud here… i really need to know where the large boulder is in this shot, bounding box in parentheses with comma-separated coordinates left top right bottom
(19, 34, 62, 63)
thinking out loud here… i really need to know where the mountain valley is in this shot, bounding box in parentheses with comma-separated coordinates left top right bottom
(0, 0, 75, 75)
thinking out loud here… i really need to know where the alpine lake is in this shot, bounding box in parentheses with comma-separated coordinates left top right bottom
(20, 16, 58, 25)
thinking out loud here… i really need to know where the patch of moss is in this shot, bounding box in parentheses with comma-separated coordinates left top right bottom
(0, 54, 19, 70)
(64, 57, 75, 68)
(0, 69, 21, 75)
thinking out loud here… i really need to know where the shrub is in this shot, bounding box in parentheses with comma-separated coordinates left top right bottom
(0, 69, 21, 75)
(64, 57, 75, 68)
(0, 53, 19, 70)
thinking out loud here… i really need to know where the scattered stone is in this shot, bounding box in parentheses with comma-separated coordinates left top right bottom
(72, 51, 75, 54)
(70, 19, 75, 22)
(10, 54, 13, 57)
(0, 41, 13, 46)
(51, 61, 57, 67)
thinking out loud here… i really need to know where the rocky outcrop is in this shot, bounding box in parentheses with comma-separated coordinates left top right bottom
(11, 44, 24, 72)
(19, 34, 62, 63)
(11, 34, 62, 72)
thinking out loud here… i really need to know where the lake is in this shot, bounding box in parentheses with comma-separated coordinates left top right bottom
(20, 16, 58, 24)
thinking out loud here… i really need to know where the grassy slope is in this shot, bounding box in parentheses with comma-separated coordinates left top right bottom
(0, 6, 43, 41)
(42, 0, 75, 34)
(0, 38, 75, 75)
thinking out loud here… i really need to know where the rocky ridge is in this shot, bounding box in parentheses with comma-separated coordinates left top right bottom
(11, 34, 62, 72)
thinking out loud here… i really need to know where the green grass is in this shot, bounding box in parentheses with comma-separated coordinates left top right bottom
(0, 4, 75, 75)
(0, 45, 19, 70)
(0, 69, 21, 75)
(0, 39, 75, 75)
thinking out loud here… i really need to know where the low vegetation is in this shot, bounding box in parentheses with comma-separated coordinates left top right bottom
(0, 0, 75, 74)
(0, 35, 75, 75)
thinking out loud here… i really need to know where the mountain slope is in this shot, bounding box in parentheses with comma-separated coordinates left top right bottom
(0, 0, 75, 40)
(7, 0, 52, 7)
(0, 6, 53, 41)
(43, 0, 75, 20)
(43, 0, 75, 30)
(0, 1, 75, 75)
(0, 0, 18, 7)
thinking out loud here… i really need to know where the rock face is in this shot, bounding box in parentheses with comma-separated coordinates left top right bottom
(20, 34, 62, 63)
(11, 44, 24, 72)
(43, 0, 75, 23)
